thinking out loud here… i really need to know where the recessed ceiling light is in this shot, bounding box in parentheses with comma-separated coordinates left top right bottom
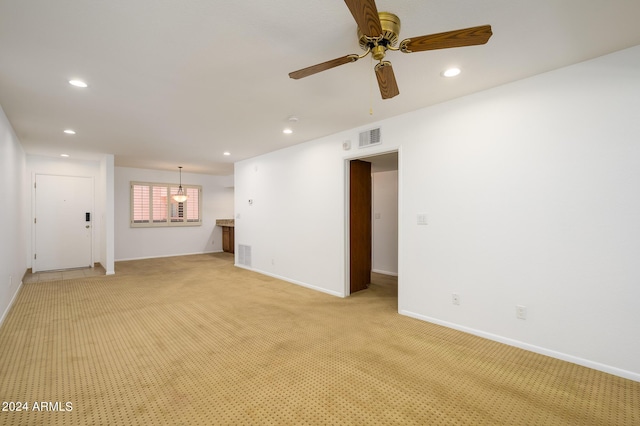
(60, 154, 70, 157)
(223, 152, 231, 156)
(442, 67, 461, 78)
(68, 79, 88, 88)
(64, 129, 76, 135)
(283, 128, 293, 134)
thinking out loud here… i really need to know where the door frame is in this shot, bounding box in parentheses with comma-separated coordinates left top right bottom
(32, 173, 95, 272)
(344, 148, 401, 298)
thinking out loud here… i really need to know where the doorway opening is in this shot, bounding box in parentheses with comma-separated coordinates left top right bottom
(346, 151, 399, 303)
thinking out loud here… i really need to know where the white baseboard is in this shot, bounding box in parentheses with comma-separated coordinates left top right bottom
(399, 309, 640, 383)
(234, 264, 345, 298)
(372, 269, 398, 277)
(0, 280, 23, 328)
(115, 250, 224, 262)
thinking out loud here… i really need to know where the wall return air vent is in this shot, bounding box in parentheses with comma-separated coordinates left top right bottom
(238, 244, 252, 268)
(358, 127, 381, 148)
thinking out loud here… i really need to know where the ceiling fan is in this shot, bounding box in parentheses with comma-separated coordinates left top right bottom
(288, 0, 493, 99)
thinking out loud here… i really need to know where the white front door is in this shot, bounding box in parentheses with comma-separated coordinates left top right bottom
(34, 174, 93, 272)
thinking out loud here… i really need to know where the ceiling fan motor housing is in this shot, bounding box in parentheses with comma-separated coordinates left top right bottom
(358, 12, 401, 58)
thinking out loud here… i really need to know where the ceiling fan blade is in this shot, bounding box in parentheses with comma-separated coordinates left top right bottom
(289, 55, 359, 80)
(344, 0, 382, 38)
(374, 61, 399, 99)
(400, 25, 493, 53)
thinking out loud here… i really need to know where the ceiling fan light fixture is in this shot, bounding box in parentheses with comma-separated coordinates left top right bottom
(172, 166, 188, 203)
(442, 67, 461, 77)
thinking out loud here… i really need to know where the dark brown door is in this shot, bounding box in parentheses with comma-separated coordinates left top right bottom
(350, 160, 372, 294)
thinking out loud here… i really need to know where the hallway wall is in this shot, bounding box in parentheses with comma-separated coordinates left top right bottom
(372, 170, 398, 275)
(0, 105, 27, 325)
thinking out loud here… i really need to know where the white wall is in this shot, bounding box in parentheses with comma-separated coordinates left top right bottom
(99, 155, 115, 274)
(0, 105, 27, 325)
(235, 140, 346, 296)
(372, 170, 398, 275)
(115, 167, 234, 260)
(234, 45, 640, 381)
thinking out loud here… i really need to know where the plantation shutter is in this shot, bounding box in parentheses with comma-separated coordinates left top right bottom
(153, 186, 168, 223)
(186, 187, 200, 222)
(132, 184, 150, 223)
(131, 181, 201, 227)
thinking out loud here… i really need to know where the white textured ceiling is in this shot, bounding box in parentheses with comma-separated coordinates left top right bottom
(1, 0, 640, 175)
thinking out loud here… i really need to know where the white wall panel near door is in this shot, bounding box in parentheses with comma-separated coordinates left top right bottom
(34, 174, 93, 272)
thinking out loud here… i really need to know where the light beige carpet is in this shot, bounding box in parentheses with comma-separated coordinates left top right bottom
(0, 253, 638, 425)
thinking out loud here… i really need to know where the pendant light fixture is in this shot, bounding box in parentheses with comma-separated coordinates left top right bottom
(172, 166, 188, 203)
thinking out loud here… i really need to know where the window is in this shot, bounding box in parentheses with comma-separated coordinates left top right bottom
(130, 182, 202, 227)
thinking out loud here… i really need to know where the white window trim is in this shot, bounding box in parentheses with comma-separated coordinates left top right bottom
(130, 181, 202, 227)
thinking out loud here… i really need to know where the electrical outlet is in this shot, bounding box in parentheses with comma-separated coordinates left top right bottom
(516, 305, 527, 320)
(452, 293, 460, 305)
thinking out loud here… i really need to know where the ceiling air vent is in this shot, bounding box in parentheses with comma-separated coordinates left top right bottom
(359, 127, 381, 148)
(238, 244, 252, 268)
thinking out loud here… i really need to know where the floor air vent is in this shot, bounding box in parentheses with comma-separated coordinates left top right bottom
(359, 127, 381, 148)
(238, 244, 252, 267)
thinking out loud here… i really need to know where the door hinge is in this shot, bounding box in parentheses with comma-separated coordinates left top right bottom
(34, 254, 37, 260)
(34, 182, 36, 189)
(34, 218, 37, 224)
